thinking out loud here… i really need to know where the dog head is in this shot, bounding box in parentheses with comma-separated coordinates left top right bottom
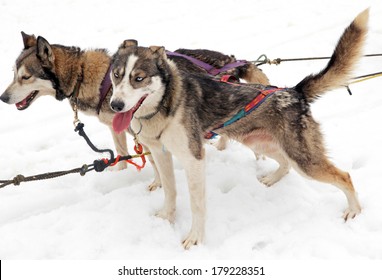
(110, 40, 169, 132)
(0, 32, 63, 110)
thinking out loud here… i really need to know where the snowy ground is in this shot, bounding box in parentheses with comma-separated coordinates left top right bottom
(0, 0, 382, 263)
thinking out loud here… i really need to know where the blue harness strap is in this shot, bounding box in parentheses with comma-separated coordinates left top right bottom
(205, 79, 284, 139)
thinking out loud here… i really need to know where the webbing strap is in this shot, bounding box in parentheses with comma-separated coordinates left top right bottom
(96, 64, 112, 114)
(205, 84, 283, 139)
(166, 51, 248, 76)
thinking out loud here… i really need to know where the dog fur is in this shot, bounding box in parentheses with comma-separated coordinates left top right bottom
(109, 9, 368, 249)
(0, 33, 269, 190)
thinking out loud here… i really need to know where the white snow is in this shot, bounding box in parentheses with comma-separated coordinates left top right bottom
(0, 0, 382, 267)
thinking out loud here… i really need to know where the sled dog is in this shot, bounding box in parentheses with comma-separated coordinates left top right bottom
(0, 33, 269, 190)
(109, 10, 368, 249)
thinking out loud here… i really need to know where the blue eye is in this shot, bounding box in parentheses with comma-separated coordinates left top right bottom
(135, 76, 144, 82)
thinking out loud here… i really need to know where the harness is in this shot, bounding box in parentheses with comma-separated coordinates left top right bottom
(96, 65, 113, 114)
(205, 75, 285, 139)
(165, 51, 248, 76)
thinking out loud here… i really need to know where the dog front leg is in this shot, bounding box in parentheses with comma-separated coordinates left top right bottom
(179, 155, 206, 249)
(150, 147, 176, 223)
(144, 145, 162, 192)
(109, 128, 128, 170)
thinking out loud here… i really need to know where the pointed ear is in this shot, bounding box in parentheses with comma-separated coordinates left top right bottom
(149, 46, 166, 58)
(21, 31, 37, 49)
(36, 36, 55, 70)
(119, 39, 138, 49)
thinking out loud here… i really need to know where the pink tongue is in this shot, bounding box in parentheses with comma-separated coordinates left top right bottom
(16, 99, 27, 109)
(112, 110, 133, 134)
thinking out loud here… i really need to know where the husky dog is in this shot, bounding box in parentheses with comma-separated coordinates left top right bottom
(109, 10, 368, 249)
(0, 33, 269, 190)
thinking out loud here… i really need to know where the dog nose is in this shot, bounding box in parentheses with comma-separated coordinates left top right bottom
(0, 93, 10, 103)
(110, 100, 125, 112)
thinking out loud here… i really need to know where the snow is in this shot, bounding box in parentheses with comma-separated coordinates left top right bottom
(0, 0, 382, 265)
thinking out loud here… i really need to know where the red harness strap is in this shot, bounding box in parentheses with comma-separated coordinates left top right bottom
(126, 143, 146, 171)
(205, 76, 284, 139)
(220, 74, 240, 83)
(101, 143, 147, 171)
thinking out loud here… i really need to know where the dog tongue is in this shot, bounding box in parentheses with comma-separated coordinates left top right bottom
(112, 111, 133, 134)
(16, 99, 27, 110)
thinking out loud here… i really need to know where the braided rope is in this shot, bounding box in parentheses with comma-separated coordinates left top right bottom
(0, 123, 150, 189)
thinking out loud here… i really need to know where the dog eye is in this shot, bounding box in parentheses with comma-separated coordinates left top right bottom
(135, 76, 144, 82)
(22, 75, 31, 80)
(114, 72, 120, 79)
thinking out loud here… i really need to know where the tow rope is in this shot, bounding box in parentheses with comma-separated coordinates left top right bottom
(253, 53, 382, 66)
(253, 54, 382, 96)
(0, 122, 149, 189)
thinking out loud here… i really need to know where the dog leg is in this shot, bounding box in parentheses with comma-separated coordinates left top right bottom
(213, 134, 229, 151)
(242, 133, 289, 185)
(147, 152, 162, 191)
(109, 130, 162, 190)
(109, 129, 128, 170)
(294, 157, 361, 221)
(179, 155, 206, 249)
(259, 151, 290, 186)
(150, 147, 176, 223)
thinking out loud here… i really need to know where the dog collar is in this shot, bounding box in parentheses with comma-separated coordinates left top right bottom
(70, 75, 83, 99)
(135, 106, 161, 121)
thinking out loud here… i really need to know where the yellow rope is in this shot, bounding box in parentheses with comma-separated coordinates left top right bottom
(129, 152, 151, 158)
(349, 72, 382, 85)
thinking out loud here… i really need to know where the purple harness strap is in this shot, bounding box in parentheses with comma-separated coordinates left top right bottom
(210, 59, 248, 75)
(96, 64, 112, 115)
(165, 51, 248, 76)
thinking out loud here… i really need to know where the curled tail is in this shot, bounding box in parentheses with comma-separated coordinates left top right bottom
(295, 9, 369, 102)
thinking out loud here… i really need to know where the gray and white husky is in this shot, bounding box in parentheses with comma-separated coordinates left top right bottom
(109, 10, 368, 249)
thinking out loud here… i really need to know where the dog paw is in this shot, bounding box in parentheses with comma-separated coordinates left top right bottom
(212, 138, 227, 151)
(259, 174, 278, 187)
(182, 230, 203, 250)
(155, 208, 175, 224)
(108, 161, 127, 171)
(343, 207, 361, 221)
(147, 180, 161, 192)
(255, 153, 266, 161)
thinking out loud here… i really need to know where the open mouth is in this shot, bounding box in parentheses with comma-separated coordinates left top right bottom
(15, 90, 39, 110)
(112, 94, 148, 133)
(131, 95, 148, 114)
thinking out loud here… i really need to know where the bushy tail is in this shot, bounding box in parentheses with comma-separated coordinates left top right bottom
(295, 9, 369, 103)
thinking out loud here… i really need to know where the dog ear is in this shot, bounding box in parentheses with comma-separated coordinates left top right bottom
(36, 36, 55, 70)
(119, 39, 138, 49)
(21, 31, 37, 49)
(149, 46, 168, 69)
(149, 46, 166, 58)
